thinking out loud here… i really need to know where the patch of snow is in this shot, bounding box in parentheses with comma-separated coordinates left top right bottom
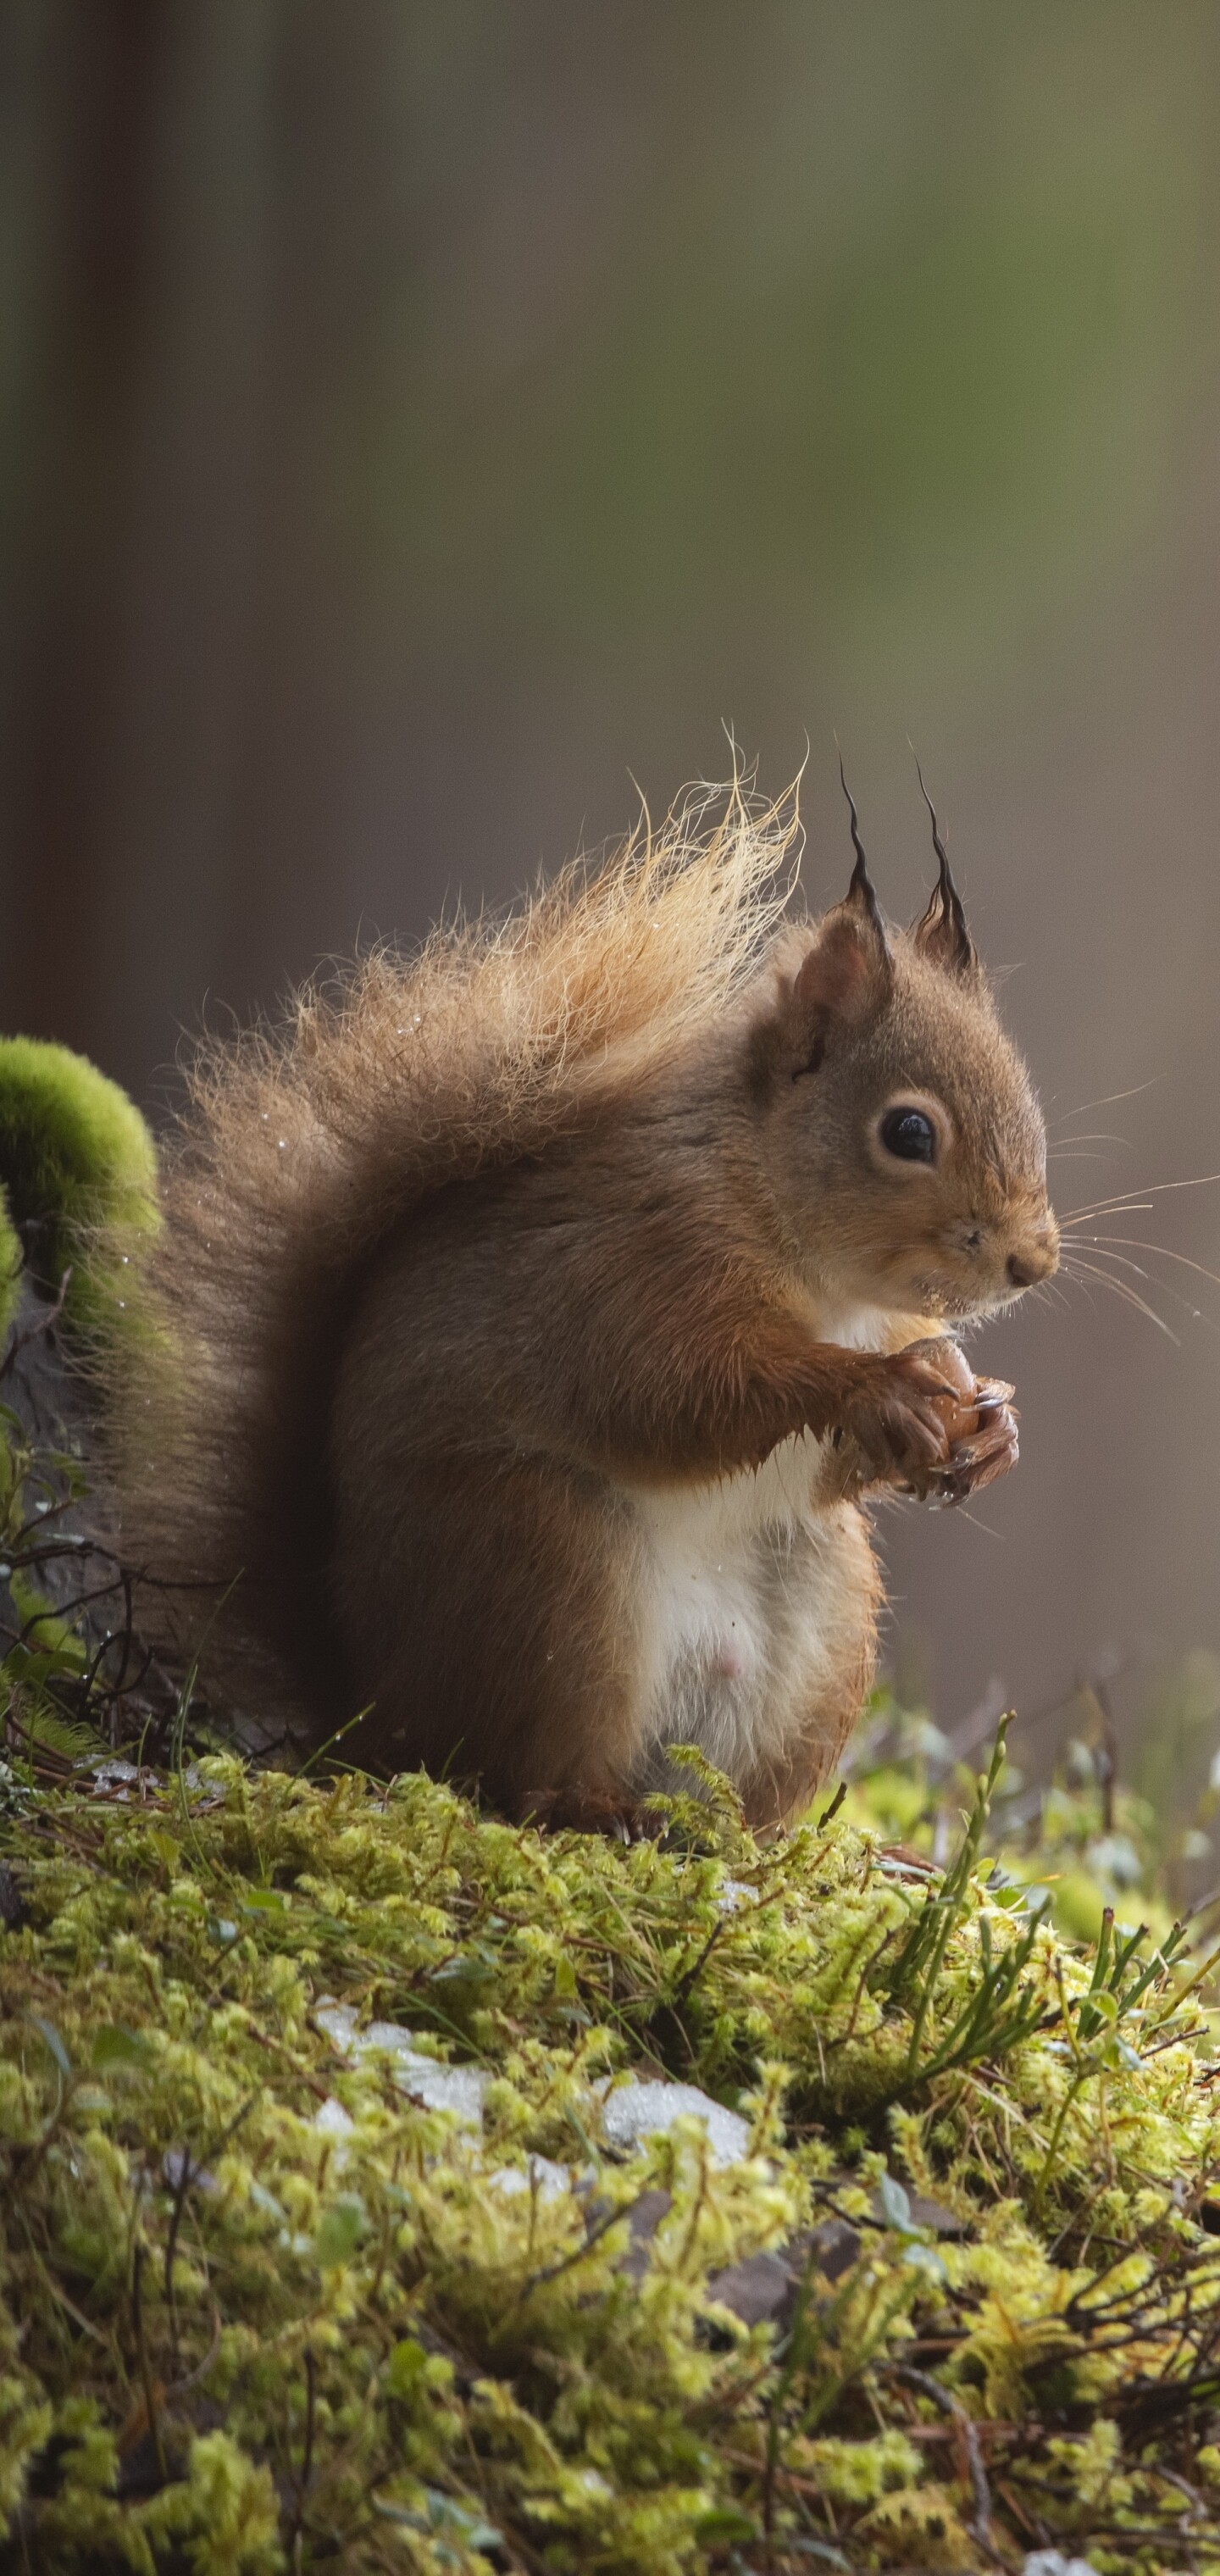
(715, 1878, 757, 1913)
(91, 1761, 147, 1801)
(313, 2097, 355, 2141)
(487, 2155, 571, 2203)
(599, 2078, 751, 2169)
(313, 2000, 359, 2050)
(1023, 2556, 1100, 2576)
(313, 1998, 486, 2128)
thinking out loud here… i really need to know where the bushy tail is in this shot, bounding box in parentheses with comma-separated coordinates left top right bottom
(114, 776, 801, 1740)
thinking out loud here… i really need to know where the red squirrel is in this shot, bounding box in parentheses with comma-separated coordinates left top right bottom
(115, 777, 1057, 1828)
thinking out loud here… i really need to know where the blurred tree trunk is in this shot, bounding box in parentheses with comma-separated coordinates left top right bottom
(2, 0, 173, 1074)
(0, 0, 278, 1101)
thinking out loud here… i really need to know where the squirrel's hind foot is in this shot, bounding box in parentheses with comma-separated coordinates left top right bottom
(521, 1779, 657, 1841)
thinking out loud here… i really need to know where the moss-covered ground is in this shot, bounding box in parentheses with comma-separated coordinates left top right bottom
(3, 1733, 1220, 2576)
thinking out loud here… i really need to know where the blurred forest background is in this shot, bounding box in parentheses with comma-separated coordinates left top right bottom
(3, 0, 1220, 1768)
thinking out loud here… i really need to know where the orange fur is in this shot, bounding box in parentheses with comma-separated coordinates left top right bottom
(112, 776, 1056, 1822)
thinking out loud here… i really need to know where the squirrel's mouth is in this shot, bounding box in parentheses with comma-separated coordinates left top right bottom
(907, 1225, 1059, 1322)
(910, 1278, 1017, 1324)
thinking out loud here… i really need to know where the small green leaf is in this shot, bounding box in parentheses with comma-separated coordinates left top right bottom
(27, 2014, 71, 2079)
(430, 1950, 496, 1985)
(372, 2489, 502, 2550)
(424, 2492, 502, 2547)
(876, 2171, 912, 2231)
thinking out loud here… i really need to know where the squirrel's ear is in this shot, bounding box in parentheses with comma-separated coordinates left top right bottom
(759, 765, 892, 1085)
(910, 768, 979, 979)
(785, 895, 892, 1076)
(784, 774, 893, 1074)
(796, 899, 891, 1017)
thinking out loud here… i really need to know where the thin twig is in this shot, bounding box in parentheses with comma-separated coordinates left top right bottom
(887, 2364, 1001, 2562)
(0, 1268, 72, 1379)
(130, 2242, 166, 2482)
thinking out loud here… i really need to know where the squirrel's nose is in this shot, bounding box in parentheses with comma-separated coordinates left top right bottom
(1007, 1238, 1056, 1289)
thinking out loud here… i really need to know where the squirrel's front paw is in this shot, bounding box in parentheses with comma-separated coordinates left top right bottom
(829, 1338, 1020, 1504)
(879, 1338, 1018, 1503)
(831, 1339, 965, 1489)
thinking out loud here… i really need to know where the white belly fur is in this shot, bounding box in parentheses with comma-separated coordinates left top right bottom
(624, 1296, 901, 1795)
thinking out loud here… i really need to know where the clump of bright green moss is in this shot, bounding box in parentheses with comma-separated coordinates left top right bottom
(3, 1741, 1220, 2574)
(0, 1196, 20, 1346)
(0, 1038, 165, 1780)
(0, 1036, 158, 1337)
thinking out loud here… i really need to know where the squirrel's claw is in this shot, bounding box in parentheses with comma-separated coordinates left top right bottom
(524, 1780, 653, 1841)
(920, 1391, 1020, 1506)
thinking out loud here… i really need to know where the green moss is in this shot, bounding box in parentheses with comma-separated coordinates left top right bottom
(0, 1188, 20, 1345)
(2, 1748, 1220, 2573)
(0, 1036, 158, 1339)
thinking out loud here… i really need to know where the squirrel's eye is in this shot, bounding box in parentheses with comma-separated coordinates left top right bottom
(880, 1106, 937, 1165)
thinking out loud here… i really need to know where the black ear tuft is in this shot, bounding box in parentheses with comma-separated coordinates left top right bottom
(783, 770, 894, 1076)
(775, 757, 893, 1082)
(837, 754, 890, 954)
(911, 762, 978, 978)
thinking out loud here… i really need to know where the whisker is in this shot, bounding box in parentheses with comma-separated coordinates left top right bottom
(1061, 1262, 1176, 1341)
(1061, 1241, 1220, 1335)
(1064, 1269, 1101, 1313)
(1059, 1172, 1220, 1222)
(1047, 1131, 1133, 1150)
(1047, 1077, 1163, 1124)
(1060, 1269, 1177, 1340)
(1061, 1203, 1154, 1225)
(1073, 1235, 1220, 1296)
(1068, 1243, 1172, 1285)
(1023, 1278, 1073, 1317)
(1058, 1254, 1179, 1341)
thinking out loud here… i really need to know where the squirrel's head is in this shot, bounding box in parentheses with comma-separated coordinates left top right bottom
(752, 792, 1058, 1324)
